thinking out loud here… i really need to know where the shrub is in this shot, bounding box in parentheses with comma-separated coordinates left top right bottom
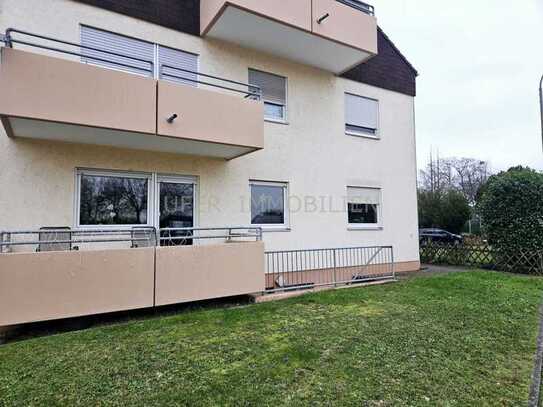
(477, 166, 543, 273)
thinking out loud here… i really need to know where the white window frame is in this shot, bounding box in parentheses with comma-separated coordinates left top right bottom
(346, 186, 383, 230)
(155, 174, 199, 230)
(75, 169, 154, 229)
(248, 68, 288, 124)
(75, 169, 199, 230)
(79, 25, 199, 82)
(249, 180, 290, 231)
(345, 93, 380, 140)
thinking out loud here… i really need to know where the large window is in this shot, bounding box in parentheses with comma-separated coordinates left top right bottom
(76, 170, 198, 229)
(347, 186, 382, 228)
(250, 181, 289, 228)
(77, 170, 152, 227)
(345, 93, 379, 138)
(248, 69, 287, 122)
(80, 25, 198, 85)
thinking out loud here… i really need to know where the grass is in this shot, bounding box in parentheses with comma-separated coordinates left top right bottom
(1, 271, 543, 406)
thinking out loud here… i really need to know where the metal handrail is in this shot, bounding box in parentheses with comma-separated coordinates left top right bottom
(2, 28, 154, 74)
(265, 245, 392, 254)
(0, 226, 262, 251)
(0, 227, 157, 249)
(0, 28, 262, 99)
(159, 227, 262, 242)
(336, 0, 375, 16)
(160, 64, 261, 99)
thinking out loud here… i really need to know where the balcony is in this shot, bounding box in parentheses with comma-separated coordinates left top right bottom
(0, 29, 264, 160)
(0, 227, 265, 327)
(200, 0, 378, 74)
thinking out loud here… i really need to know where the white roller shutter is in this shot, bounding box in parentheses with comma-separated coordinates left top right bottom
(347, 187, 381, 205)
(345, 93, 379, 130)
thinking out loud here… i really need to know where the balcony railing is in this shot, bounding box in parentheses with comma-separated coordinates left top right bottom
(0, 226, 262, 253)
(0, 226, 265, 327)
(265, 246, 394, 292)
(1, 28, 261, 100)
(336, 0, 375, 16)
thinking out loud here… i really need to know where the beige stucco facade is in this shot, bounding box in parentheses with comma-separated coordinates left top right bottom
(0, 0, 419, 267)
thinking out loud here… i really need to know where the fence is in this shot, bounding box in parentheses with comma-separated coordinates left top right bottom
(420, 243, 543, 275)
(265, 246, 394, 293)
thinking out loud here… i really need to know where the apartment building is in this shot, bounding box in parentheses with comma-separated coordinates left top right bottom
(0, 0, 419, 327)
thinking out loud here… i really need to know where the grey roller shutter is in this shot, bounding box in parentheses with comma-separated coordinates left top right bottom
(80, 25, 154, 77)
(248, 69, 286, 105)
(158, 45, 199, 86)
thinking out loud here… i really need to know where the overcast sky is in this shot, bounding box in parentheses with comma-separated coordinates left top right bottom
(370, 0, 543, 173)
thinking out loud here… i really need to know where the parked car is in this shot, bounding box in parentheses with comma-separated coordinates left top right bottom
(419, 229, 463, 245)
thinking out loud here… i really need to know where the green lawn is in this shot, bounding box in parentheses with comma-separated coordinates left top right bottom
(1, 271, 543, 406)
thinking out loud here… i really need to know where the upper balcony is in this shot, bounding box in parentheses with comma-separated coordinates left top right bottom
(200, 0, 378, 74)
(0, 29, 264, 160)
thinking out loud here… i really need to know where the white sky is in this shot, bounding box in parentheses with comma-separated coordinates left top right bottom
(370, 0, 543, 172)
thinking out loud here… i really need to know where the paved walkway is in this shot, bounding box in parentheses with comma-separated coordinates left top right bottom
(396, 264, 472, 280)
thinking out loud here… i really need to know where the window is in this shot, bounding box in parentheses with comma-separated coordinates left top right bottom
(76, 170, 198, 229)
(249, 69, 287, 122)
(347, 187, 381, 228)
(250, 181, 289, 228)
(80, 26, 198, 83)
(345, 93, 379, 138)
(158, 45, 198, 86)
(76, 170, 152, 227)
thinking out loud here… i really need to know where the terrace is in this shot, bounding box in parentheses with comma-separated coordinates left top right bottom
(0, 226, 397, 328)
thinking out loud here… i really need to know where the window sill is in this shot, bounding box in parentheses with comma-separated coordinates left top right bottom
(265, 118, 289, 125)
(348, 225, 383, 231)
(345, 131, 380, 140)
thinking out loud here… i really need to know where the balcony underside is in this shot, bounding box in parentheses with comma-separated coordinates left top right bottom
(2, 117, 258, 159)
(202, 1, 378, 74)
(207, 6, 372, 74)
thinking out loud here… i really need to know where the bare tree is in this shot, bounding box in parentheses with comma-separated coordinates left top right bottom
(448, 158, 489, 204)
(419, 153, 490, 205)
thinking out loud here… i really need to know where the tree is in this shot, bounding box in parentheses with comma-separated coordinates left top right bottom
(477, 166, 543, 251)
(440, 190, 472, 234)
(418, 190, 471, 234)
(419, 154, 490, 205)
